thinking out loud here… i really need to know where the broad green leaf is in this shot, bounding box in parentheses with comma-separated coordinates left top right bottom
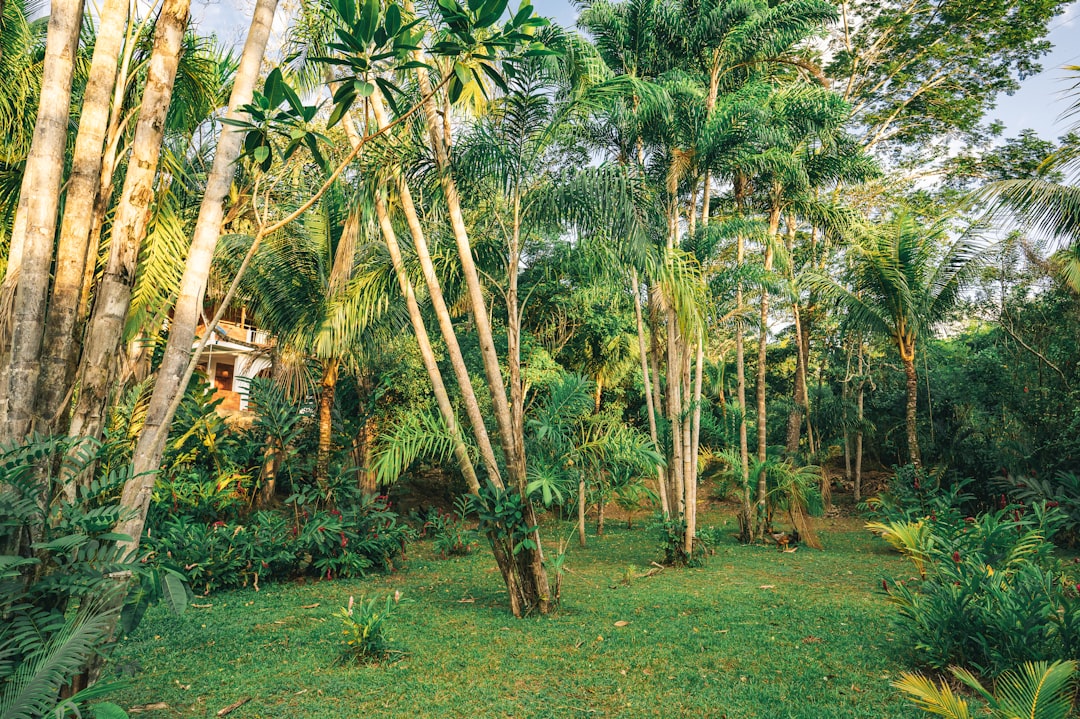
(385, 3, 401, 36)
(264, 67, 284, 107)
(358, 0, 378, 45)
(162, 572, 189, 615)
(92, 702, 130, 719)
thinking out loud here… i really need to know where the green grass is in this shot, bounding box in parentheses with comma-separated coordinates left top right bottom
(110, 510, 923, 718)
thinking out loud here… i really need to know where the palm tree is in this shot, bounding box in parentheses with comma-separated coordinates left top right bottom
(812, 214, 983, 466)
(216, 191, 401, 489)
(981, 66, 1080, 292)
(119, 0, 278, 553)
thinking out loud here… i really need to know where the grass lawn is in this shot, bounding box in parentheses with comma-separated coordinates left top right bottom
(110, 509, 924, 718)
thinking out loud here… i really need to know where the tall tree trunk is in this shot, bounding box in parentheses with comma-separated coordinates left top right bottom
(35, 0, 129, 433)
(648, 287, 670, 509)
(735, 275, 750, 538)
(854, 344, 866, 503)
(901, 340, 921, 467)
(414, 65, 549, 614)
(786, 304, 808, 454)
(754, 206, 779, 539)
(80, 16, 141, 327)
(358, 417, 378, 495)
(119, 0, 278, 551)
(507, 191, 527, 470)
(686, 336, 703, 555)
(577, 477, 586, 547)
(2, 0, 86, 443)
(69, 0, 192, 447)
(368, 90, 503, 486)
(315, 358, 339, 489)
(783, 215, 808, 456)
(416, 79, 521, 487)
(631, 270, 668, 517)
(370, 185, 483, 494)
(842, 342, 853, 484)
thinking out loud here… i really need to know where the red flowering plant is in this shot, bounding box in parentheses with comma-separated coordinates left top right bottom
(861, 464, 975, 529)
(295, 493, 416, 579)
(878, 498, 1079, 677)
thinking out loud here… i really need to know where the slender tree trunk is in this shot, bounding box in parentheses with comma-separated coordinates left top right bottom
(666, 308, 685, 519)
(901, 341, 921, 467)
(786, 304, 808, 454)
(36, 0, 129, 433)
(414, 65, 549, 614)
(69, 0, 192, 447)
(3, 0, 86, 443)
(735, 273, 750, 538)
(80, 16, 141, 327)
(371, 187, 483, 493)
(783, 215, 807, 456)
(631, 270, 668, 517)
(754, 206, 779, 539)
(648, 287, 669, 508)
(415, 72, 519, 480)
(508, 191, 527, 469)
(855, 345, 865, 503)
(686, 336, 703, 555)
(367, 91, 503, 485)
(315, 358, 339, 489)
(680, 335, 693, 507)
(119, 0, 278, 552)
(577, 477, 586, 547)
(258, 445, 279, 507)
(842, 343, 853, 484)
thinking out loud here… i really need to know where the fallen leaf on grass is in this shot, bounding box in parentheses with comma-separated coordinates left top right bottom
(216, 697, 251, 717)
(758, 585, 775, 590)
(129, 703, 170, 713)
(300, 603, 319, 609)
(613, 620, 629, 627)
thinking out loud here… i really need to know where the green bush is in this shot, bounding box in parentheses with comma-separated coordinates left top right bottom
(146, 495, 414, 594)
(879, 500, 1080, 676)
(1, 436, 185, 719)
(334, 592, 403, 662)
(422, 497, 478, 558)
(862, 464, 975, 526)
(1004, 471, 1080, 546)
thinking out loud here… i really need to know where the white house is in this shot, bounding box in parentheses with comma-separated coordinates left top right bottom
(195, 312, 273, 413)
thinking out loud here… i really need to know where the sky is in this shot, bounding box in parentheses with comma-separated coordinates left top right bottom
(189, 0, 1080, 142)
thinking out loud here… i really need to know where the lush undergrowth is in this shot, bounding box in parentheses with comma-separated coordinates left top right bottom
(109, 510, 921, 719)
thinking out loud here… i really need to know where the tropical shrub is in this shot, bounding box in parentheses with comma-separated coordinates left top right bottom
(878, 500, 1080, 676)
(1003, 471, 1080, 546)
(862, 464, 976, 525)
(423, 497, 479, 558)
(146, 494, 413, 593)
(335, 592, 403, 662)
(0, 436, 186, 719)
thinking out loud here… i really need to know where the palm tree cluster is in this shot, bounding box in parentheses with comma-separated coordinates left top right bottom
(1, 0, 1076, 708)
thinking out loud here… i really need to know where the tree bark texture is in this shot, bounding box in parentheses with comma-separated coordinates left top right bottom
(69, 0, 192, 447)
(3, 0, 86, 443)
(119, 0, 277, 554)
(35, 0, 129, 433)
